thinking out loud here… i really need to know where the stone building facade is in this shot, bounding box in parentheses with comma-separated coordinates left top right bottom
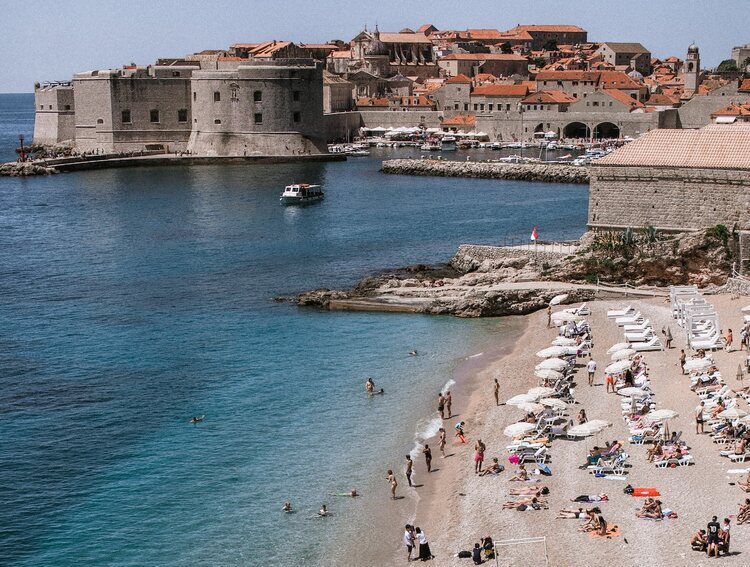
(588, 125, 750, 232)
(32, 82, 76, 145)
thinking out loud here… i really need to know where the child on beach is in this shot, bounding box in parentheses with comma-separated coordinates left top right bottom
(455, 421, 466, 443)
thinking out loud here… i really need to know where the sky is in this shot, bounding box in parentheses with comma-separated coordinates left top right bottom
(1, 0, 747, 92)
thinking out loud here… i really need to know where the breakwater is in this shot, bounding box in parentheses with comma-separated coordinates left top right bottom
(381, 158, 590, 184)
(0, 162, 58, 176)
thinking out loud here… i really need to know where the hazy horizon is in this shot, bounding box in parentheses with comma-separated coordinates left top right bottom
(1, 0, 747, 93)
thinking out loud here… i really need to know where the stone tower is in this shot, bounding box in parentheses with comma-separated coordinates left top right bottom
(684, 42, 701, 98)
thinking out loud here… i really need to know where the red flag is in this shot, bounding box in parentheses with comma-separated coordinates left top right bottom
(530, 226, 538, 241)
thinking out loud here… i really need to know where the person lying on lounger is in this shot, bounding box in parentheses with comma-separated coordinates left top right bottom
(646, 441, 664, 463)
(509, 486, 549, 496)
(501, 497, 548, 510)
(557, 506, 600, 520)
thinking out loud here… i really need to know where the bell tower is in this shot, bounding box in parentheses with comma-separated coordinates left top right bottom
(684, 42, 700, 98)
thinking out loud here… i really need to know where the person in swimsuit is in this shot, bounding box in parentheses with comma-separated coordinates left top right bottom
(318, 504, 329, 517)
(605, 373, 615, 393)
(423, 444, 432, 472)
(478, 457, 502, 476)
(405, 455, 413, 487)
(282, 501, 292, 513)
(445, 391, 452, 419)
(509, 464, 528, 481)
(365, 378, 374, 394)
(556, 507, 585, 519)
(493, 378, 500, 406)
(474, 439, 485, 473)
(437, 394, 445, 419)
(455, 421, 466, 443)
(438, 427, 447, 457)
(386, 470, 398, 500)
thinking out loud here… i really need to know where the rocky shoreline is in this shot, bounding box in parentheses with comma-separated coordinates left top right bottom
(381, 158, 589, 184)
(1, 162, 59, 176)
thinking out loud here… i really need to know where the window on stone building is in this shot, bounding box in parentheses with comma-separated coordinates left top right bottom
(293, 111, 301, 122)
(463, 103, 468, 111)
(193, 92, 197, 102)
(172, 71, 181, 77)
(473, 104, 478, 111)
(593, 101, 599, 107)
(293, 90, 300, 102)
(64, 105, 71, 110)
(506, 104, 511, 111)
(97, 118, 104, 124)
(150, 109, 160, 123)
(122, 110, 131, 123)
(178, 109, 188, 122)
(214, 91, 221, 102)
(254, 113, 263, 124)
(454, 103, 459, 110)
(480, 104, 485, 111)
(49, 105, 52, 109)
(39, 104, 43, 109)
(254, 91, 262, 102)
(214, 119, 221, 124)
(488, 104, 493, 111)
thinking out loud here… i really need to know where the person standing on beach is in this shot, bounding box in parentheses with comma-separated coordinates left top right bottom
(547, 305, 552, 328)
(680, 349, 686, 375)
(405, 455, 414, 487)
(423, 444, 432, 472)
(438, 428, 447, 457)
(707, 515, 721, 557)
(445, 391, 453, 419)
(726, 328, 734, 352)
(437, 393, 445, 419)
(696, 401, 705, 434)
(404, 524, 415, 562)
(493, 378, 500, 406)
(386, 469, 398, 500)
(586, 357, 597, 386)
(474, 439, 485, 473)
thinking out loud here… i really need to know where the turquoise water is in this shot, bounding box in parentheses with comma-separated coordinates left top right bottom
(0, 94, 588, 566)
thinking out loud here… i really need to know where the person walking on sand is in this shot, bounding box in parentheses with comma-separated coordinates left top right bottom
(493, 378, 500, 406)
(438, 427, 447, 457)
(696, 401, 705, 434)
(547, 305, 552, 328)
(445, 391, 453, 418)
(586, 357, 597, 386)
(680, 349, 686, 375)
(423, 444, 432, 472)
(405, 455, 414, 487)
(726, 328, 734, 352)
(605, 373, 615, 394)
(437, 393, 445, 419)
(404, 524, 415, 562)
(386, 469, 398, 500)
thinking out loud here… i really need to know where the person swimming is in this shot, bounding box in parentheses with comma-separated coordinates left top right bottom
(409, 350, 418, 356)
(318, 504, 330, 517)
(332, 489, 358, 497)
(282, 501, 292, 513)
(189, 415, 204, 424)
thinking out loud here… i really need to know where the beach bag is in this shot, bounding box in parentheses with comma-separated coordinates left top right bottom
(623, 484, 634, 495)
(508, 454, 520, 464)
(516, 504, 528, 511)
(457, 550, 471, 558)
(538, 463, 552, 476)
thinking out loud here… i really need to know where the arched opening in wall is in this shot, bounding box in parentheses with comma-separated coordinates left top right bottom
(533, 123, 545, 133)
(593, 122, 620, 139)
(563, 122, 590, 139)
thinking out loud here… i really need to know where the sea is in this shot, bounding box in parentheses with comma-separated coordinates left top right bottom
(0, 93, 588, 566)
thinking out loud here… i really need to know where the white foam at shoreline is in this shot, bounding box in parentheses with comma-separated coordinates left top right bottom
(467, 352, 484, 359)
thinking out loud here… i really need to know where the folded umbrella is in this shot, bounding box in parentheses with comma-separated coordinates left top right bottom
(611, 348, 637, 361)
(528, 386, 556, 398)
(503, 422, 536, 437)
(536, 358, 569, 371)
(607, 342, 631, 354)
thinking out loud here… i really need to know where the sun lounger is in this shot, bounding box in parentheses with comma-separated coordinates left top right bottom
(624, 319, 652, 332)
(607, 305, 633, 319)
(589, 453, 629, 476)
(616, 312, 643, 326)
(728, 452, 750, 463)
(655, 455, 693, 468)
(631, 337, 663, 352)
(519, 446, 549, 465)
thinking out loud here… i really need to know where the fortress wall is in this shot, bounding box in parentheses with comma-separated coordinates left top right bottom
(188, 60, 327, 155)
(33, 86, 75, 145)
(357, 110, 443, 129)
(589, 165, 750, 231)
(324, 112, 362, 142)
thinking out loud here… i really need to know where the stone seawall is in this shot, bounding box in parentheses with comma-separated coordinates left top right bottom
(381, 159, 589, 184)
(451, 244, 570, 272)
(725, 276, 750, 296)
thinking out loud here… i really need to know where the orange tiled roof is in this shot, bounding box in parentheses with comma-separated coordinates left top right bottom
(510, 24, 586, 33)
(355, 97, 389, 107)
(536, 70, 599, 81)
(465, 29, 504, 40)
(441, 53, 527, 61)
(711, 103, 750, 117)
(602, 88, 644, 109)
(331, 50, 352, 59)
(474, 73, 498, 82)
(473, 84, 529, 97)
(598, 71, 643, 89)
(379, 32, 432, 44)
(522, 90, 576, 104)
(739, 79, 750, 93)
(442, 114, 476, 126)
(645, 93, 678, 106)
(596, 124, 750, 169)
(444, 74, 472, 84)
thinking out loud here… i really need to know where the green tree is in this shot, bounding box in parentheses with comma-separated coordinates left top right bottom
(743, 56, 750, 70)
(717, 59, 739, 73)
(542, 39, 558, 51)
(500, 42, 513, 54)
(533, 57, 547, 69)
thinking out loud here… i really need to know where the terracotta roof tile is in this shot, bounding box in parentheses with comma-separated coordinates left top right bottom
(472, 84, 529, 97)
(510, 25, 586, 33)
(740, 79, 750, 93)
(711, 103, 750, 117)
(442, 114, 476, 126)
(602, 88, 644, 109)
(445, 73, 472, 84)
(521, 89, 576, 104)
(440, 53, 527, 61)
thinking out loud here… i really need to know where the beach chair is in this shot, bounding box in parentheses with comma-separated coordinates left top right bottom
(624, 319, 652, 332)
(576, 303, 591, 316)
(589, 452, 629, 476)
(655, 455, 693, 468)
(607, 305, 633, 319)
(728, 452, 750, 463)
(519, 446, 549, 465)
(631, 337, 663, 352)
(616, 312, 643, 326)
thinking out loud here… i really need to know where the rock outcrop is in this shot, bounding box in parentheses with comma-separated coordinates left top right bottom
(381, 158, 589, 184)
(0, 162, 58, 176)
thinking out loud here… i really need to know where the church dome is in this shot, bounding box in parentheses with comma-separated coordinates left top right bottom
(628, 69, 643, 79)
(688, 43, 699, 54)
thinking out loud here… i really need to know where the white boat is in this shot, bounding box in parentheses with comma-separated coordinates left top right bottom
(440, 136, 457, 151)
(420, 142, 441, 151)
(346, 149, 370, 156)
(280, 183, 324, 205)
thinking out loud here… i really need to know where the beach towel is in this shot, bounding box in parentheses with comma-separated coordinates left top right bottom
(590, 525, 621, 539)
(602, 475, 628, 481)
(632, 487, 660, 497)
(537, 463, 552, 476)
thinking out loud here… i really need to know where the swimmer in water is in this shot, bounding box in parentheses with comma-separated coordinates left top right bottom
(282, 501, 292, 513)
(365, 378, 375, 393)
(332, 489, 358, 497)
(189, 415, 204, 424)
(409, 350, 418, 356)
(318, 504, 330, 517)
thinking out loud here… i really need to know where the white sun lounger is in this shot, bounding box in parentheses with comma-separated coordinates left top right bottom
(631, 337, 663, 351)
(616, 312, 643, 326)
(607, 305, 633, 319)
(624, 319, 651, 332)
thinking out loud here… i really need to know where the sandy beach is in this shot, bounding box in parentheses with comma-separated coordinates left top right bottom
(397, 292, 750, 567)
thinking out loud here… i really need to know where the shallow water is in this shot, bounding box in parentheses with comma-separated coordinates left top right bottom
(0, 94, 588, 566)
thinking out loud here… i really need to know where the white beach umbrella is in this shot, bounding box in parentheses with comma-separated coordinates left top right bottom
(607, 342, 631, 354)
(551, 311, 584, 322)
(618, 387, 647, 397)
(536, 346, 569, 358)
(741, 305, 750, 313)
(534, 369, 564, 382)
(611, 348, 637, 361)
(528, 386, 556, 398)
(552, 337, 577, 346)
(647, 409, 679, 422)
(605, 360, 632, 375)
(583, 419, 612, 434)
(739, 415, 750, 425)
(506, 394, 538, 406)
(503, 422, 536, 438)
(536, 358, 568, 371)
(684, 358, 712, 372)
(539, 397, 567, 410)
(517, 402, 545, 413)
(719, 408, 748, 420)
(567, 424, 595, 438)
(549, 294, 569, 306)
